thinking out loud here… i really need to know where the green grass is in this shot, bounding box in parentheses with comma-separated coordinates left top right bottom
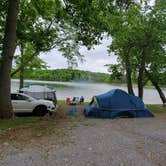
(146, 104, 166, 113)
(57, 100, 66, 105)
(0, 117, 37, 129)
(57, 100, 89, 105)
(0, 104, 165, 130)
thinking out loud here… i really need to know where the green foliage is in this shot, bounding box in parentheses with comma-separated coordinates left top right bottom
(0, 117, 37, 129)
(14, 44, 48, 71)
(1, 0, 166, 93)
(107, 1, 166, 87)
(105, 64, 126, 83)
(12, 68, 112, 83)
(2, 0, 84, 72)
(17, 0, 62, 51)
(64, 0, 116, 48)
(7, 0, 94, 83)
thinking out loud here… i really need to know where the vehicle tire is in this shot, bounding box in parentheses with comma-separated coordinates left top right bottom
(33, 105, 48, 116)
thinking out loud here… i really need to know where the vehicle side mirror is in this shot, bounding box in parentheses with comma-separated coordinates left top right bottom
(27, 99, 32, 102)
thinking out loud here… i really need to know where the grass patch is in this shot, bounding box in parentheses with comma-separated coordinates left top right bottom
(57, 100, 89, 105)
(0, 117, 38, 130)
(57, 100, 66, 105)
(0, 116, 70, 149)
(0, 103, 86, 150)
(146, 104, 166, 113)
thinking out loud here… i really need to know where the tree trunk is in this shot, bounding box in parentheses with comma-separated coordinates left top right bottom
(19, 45, 24, 89)
(138, 50, 146, 99)
(0, 0, 19, 119)
(138, 67, 144, 98)
(145, 69, 166, 105)
(124, 50, 135, 96)
(19, 63, 24, 89)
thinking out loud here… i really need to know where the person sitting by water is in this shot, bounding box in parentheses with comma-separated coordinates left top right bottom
(75, 97, 80, 103)
(72, 97, 76, 102)
(80, 96, 84, 104)
(70, 97, 77, 105)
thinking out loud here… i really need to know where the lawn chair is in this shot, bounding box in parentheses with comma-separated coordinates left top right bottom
(66, 97, 71, 104)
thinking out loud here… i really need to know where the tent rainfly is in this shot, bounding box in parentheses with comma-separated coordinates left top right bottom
(84, 89, 154, 119)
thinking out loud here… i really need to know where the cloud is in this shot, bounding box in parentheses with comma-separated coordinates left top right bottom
(39, 50, 68, 69)
(40, 38, 118, 73)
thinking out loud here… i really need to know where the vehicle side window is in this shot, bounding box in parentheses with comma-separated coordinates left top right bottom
(11, 94, 17, 100)
(11, 94, 29, 100)
(17, 94, 29, 100)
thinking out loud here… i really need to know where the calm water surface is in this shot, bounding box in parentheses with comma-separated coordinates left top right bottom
(11, 79, 166, 104)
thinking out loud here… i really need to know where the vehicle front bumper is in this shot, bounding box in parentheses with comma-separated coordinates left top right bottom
(47, 106, 56, 112)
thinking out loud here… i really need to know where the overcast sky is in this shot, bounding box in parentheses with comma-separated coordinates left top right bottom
(40, 38, 118, 73)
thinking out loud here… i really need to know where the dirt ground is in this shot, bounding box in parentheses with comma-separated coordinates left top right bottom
(0, 105, 166, 166)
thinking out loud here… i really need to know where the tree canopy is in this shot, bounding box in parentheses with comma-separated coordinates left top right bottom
(0, 0, 166, 119)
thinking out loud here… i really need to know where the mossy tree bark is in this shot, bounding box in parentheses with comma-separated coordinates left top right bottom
(0, 0, 19, 119)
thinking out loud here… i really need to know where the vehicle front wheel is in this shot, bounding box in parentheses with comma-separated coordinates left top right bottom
(33, 105, 48, 116)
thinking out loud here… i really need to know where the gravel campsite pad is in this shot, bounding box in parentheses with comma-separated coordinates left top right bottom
(0, 112, 166, 166)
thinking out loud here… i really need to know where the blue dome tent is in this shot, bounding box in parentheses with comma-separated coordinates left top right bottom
(84, 89, 154, 118)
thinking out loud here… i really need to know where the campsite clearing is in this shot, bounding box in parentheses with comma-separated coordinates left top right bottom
(0, 105, 165, 166)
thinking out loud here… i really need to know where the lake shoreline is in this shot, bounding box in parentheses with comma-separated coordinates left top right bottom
(12, 78, 166, 89)
(11, 79, 166, 104)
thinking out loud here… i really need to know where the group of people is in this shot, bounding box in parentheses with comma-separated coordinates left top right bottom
(66, 96, 84, 105)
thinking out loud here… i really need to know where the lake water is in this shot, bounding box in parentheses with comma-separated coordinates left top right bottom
(11, 79, 166, 104)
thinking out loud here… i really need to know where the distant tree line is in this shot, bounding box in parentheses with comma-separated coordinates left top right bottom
(12, 68, 112, 83)
(12, 68, 166, 86)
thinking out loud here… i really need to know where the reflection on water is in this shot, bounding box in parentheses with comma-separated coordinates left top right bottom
(11, 79, 166, 104)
